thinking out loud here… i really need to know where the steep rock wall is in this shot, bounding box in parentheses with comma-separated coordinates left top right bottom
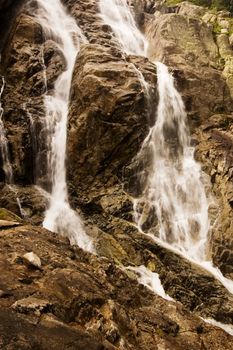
(0, 1, 232, 347)
(0, 0, 29, 53)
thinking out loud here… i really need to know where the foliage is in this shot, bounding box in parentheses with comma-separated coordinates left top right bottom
(212, 21, 222, 34)
(211, 1, 233, 13)
(165, 0, 233, 13)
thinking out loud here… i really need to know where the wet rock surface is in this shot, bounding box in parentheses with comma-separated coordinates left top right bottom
(195, 114, 233, 279)
(135, 0, 233, 277)
(0, 221, 232, 349)
(91, 213, 233, 324)
(0, 0, 29, 52)
(0, 0, 232, 348)
(145, 7, 232, 126)
(0, 10, 65, 188)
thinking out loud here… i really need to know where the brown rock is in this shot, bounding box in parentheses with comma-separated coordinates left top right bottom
(145, 11, 232, 127)
(195, 114, 233, 278)
(0, 184, 48, 224)
(67, 43, 157, 195)
(0, 222, 232, 349)
(0, 0, 29, 53)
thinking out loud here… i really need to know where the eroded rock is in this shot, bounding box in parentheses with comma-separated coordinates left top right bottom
(68, 43, 157, 195)
(0, 1, 232, 348)
(0, 222, 232, 349)
(145, 11, 232, 126)
(12, 296, 50, 315)
(195, 114, 233, 278)
(23, 251, 42, 269)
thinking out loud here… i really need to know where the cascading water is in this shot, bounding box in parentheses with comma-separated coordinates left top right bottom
(99, 0, 147, 56)
(135, 62, 210, 262)
(99, 0, 233, 300)
(0, 76, 13, 184)
(33, 0, 93, 251)
(125, 265, 174, 301)
(24, 105, 38, 184)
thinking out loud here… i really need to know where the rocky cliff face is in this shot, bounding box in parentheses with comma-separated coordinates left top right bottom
(0, 0, 28, 52)
(0, 0, 233, 349)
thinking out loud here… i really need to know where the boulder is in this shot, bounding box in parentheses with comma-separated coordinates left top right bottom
(177, 1, 206, 18)
(0, 1, 232, 348)
(67, 43, 157, 196)
(23, 252, 42, 269)
(1, 11, 66, 188)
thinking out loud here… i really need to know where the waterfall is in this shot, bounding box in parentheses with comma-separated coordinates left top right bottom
(25, 105, 39, 184)
(99, 0, 233, 296)
(0, 76, 26, 217)
(0, 76, 13, 184)
(33, 0, 93, 251)
(99, 0, 147, 56)
(125, 265, 174, 301)
(134, 62, 210, 262)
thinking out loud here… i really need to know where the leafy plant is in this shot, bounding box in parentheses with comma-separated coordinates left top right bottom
(165, 0, 233, 13)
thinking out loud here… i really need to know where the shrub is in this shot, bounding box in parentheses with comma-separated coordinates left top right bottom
(166, 0, 233, 13)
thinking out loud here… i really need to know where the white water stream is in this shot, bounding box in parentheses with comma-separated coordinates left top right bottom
(33, 0, 93, 251)
(135, 62, 210, 262)
(126, 265, 174, 301)
(100, 0, 147, 55)
(202, 318, 233, 336)
(99, 0, 233, 332)
(0, 76, 13, 184)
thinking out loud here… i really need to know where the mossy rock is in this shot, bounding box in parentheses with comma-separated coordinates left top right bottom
(0, 208, 22, 222)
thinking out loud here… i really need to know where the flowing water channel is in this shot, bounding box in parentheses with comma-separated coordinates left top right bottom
(0, 76, 13, 184)
(134, 61, 210, 262)
(99, 0, 233, 324)
(33, 0, 93, 251)
(100, 0, 147, 55)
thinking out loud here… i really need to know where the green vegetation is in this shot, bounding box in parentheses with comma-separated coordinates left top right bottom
(213, 21, 222, 34)
(165, 0, 233, 14)
(0, 208, 21, 221)
(211, 1, 233, 13)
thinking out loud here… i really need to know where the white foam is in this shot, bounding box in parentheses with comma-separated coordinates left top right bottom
(126, 265, 174, 301)
(34, 0, 93, 251)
